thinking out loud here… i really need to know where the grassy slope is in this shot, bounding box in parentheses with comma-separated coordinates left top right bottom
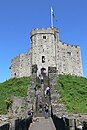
(56, 75, 87, 114)
(0, 77, 31, 114)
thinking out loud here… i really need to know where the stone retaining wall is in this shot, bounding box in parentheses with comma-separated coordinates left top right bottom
(51, 113, 87, 130)
(0, 116, 32, 130)
(0, 123, 9, 130)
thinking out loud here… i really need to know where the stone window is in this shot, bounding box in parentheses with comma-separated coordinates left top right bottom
(42, 56, 45, 63)
(14, 73, 16, 76)
(43, 36, 46, 39)
(67, 52, 71, 56)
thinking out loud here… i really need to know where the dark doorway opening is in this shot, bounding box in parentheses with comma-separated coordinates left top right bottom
(14, 73, 16, 76)
(41, 68, 46, 75)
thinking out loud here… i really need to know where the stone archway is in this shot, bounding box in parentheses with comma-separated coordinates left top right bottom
(41, 67, 46, 75)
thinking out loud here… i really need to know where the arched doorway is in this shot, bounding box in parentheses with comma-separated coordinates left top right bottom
(41, 67, 46, 75)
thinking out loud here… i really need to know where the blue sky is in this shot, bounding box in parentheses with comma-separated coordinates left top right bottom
(0, 0, 87, 82)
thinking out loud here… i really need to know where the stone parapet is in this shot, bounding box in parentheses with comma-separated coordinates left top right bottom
(30, 27, 59, 37)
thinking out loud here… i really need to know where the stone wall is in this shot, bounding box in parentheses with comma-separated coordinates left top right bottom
(10, 96, 25, 116)
(48, 67, 57, 87)
(52, 113, 87, 130)
(0, 116, 32, 130)
(57, 41, 83, 76)
(30, 28, 58, 74)
(11, 52, 31, 78)
(10, 27, 83, 78)
(11, 55, 20, 77)
(0, 123, 9, 130)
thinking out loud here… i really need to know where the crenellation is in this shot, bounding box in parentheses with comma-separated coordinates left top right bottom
(62, 42, 80, 49)
(10, 27, 83, 78)
(75, 45, 80, 48)
(30, 28, 58, 38)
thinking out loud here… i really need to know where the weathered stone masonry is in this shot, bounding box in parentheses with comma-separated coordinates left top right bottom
(10, 27, 83, 77)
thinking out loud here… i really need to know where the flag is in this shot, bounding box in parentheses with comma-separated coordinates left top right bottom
(51, 7, 55, 18)
(51, 7, 56, 28)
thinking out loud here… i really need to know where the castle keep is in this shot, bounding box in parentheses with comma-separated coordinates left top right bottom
(10, 27, 83, 77)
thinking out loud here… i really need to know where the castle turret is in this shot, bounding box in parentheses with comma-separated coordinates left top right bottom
(30, 27, 59, 75)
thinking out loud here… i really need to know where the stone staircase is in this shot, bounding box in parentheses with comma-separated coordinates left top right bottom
(35, 74, 51, 117)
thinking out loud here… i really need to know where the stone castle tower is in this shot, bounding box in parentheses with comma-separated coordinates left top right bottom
(10, 27, 83, 78)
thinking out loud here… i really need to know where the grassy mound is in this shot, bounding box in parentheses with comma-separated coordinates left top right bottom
(0, 77, 31, 114)
(56, 74, 87, 114)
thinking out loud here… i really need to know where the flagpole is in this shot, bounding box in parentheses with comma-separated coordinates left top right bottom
(51, 7, 53, 28)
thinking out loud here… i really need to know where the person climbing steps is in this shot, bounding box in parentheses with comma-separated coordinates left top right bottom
(44, 103, 49, 119)
(44, 86, 50, 98)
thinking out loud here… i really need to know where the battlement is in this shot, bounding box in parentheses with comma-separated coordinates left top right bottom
(30, 27, 59, 37)
(59, 40, 80, 49)
(61, 42, 80, 49)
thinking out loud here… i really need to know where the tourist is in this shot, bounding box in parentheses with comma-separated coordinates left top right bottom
(27, 107, 34, 123)
(44, 86, 50, 97)
(43, 69, 46, 76)
(44, 103, 49, 119)
(27, 108, 33, 117)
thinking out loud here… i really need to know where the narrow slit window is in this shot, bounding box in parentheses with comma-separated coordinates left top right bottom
(67, 52, 71, 56)
(14, 73, 16, 76)
(42, 56, 45, 63)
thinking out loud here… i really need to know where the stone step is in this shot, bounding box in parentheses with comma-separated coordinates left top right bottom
(29, 117, 56, 130)
(35, 94, 51, 117)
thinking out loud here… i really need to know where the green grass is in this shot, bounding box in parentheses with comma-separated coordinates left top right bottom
(55, 74, 87, 114)
(0, 77, 31, 114)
